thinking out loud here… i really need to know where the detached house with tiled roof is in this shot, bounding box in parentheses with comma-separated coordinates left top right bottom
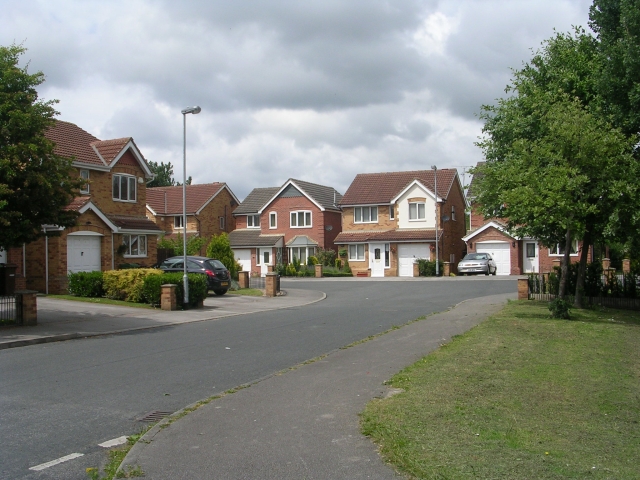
(16, 120, 162, 293)
(335, 169, 466, 277)
(146, 183, 239, 254)
(229, 179, 343, 276)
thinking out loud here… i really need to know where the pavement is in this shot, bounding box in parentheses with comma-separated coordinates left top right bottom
(0, 288, 325, 350)
(118, 291, 515, 480)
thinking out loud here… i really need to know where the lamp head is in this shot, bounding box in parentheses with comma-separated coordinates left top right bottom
(181, 106, 201, 115)
(431, 165, 437, 171)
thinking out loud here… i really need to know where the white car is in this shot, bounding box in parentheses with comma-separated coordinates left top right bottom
(457, 253, 497, 276)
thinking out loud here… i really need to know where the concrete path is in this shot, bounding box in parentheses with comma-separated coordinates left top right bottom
(0, 288, 325, 350)
(120, 292, 514, 479)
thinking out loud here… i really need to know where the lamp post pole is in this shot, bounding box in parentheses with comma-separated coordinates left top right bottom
(431, 165, 439, 276)
(181, 106, 201, 308)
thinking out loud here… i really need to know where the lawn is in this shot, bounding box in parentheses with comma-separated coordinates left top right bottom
(360, 300, 640, 479)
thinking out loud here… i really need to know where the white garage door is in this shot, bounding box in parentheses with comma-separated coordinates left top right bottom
(398, 243, 429, 277)
(233, 248, 252, 273)
(67, 235, 102, 273)
(476, 242, 510, 275)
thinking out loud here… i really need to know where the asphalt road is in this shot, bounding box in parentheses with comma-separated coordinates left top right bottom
(0, 277, 516, 479)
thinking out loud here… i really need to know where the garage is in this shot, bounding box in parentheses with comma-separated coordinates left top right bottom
(398, 243, 430, 277)
(476, 242, 511, 275)
(67, 233, 102, 273)
(233, 248, 252, 273)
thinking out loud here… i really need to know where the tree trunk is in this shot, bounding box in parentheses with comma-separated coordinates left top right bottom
(558, 229, 572, 299)
(574, 229, 591, 309)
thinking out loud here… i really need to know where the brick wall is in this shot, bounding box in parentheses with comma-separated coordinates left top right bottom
(466, 226, 520, 275)
(439, 181, 467, 270)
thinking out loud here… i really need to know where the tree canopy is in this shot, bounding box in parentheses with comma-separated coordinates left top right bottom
(147, 161, 176, 188)
(0, 44, 83, 248)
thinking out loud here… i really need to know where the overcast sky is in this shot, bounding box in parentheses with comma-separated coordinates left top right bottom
(1, 0, 593, 200)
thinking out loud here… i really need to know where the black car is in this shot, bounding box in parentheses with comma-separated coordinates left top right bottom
(158, 256, 231, 295)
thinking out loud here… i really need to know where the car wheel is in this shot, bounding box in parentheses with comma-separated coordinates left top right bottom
(213, 289, 228, 296)
(492, 267, 497, 276)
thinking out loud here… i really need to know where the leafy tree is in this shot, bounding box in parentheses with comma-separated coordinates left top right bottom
(206, 233, 238, 277)
(474, 30, 638, 303)
(147, 161, 176, 188)
(157, 233, 205, 256)
(0, 44, 83, 247)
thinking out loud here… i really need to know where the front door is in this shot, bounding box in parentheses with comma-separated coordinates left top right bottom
(260, 249, 271, 277)
(523, 241, 539, 273)
(369, 243, 385, 277)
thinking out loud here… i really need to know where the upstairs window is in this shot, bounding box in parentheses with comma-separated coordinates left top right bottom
(409, 202, 426, 221)
(219, 216, 225, 230)
(389, 205, 395, 220)
(112, 174, 136, 202)
(451, 205, 456, 221)
(290, 211, 312, 228)
(354, 206, 378, 223)
(174, 216, 184, 228)
(269, 212, 277, 229)
(80, 170, 90, 194)
(247, 214, 260, 228)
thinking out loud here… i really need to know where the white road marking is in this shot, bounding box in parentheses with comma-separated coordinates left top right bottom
(29, 453, 84, 471)
(98, 436, 128, 448)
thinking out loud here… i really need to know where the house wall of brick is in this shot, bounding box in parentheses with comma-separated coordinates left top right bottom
(439, 181, 467, 271)
(341, 206, 396, 231)
(261, 196, 328, 248)
(466, 227, 520, 275)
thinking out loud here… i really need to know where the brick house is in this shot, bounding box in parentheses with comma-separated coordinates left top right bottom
(146, 183, 240, 255)
(334, 169, 466, 277)
(229, 179, 343, 276)
(3, 120, 162, 294)
(463, 164, 582, 274)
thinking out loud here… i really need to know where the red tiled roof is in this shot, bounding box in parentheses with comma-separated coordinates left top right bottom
(147, 183, 225, 215)
(335, 229, 441, 243)
(92, 138, 132, 164)
(45, 120, 104, 166)
(65, 196, 91, 211)
(339, 169, 457, 206)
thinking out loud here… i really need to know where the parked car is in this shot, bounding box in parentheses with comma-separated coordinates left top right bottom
(158, 256, 231, 295)
(457, 253, 497, 276)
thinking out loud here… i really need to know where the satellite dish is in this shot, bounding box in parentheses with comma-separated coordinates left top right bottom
(325, 225, 333, 231)
(442, 215, 450, 222)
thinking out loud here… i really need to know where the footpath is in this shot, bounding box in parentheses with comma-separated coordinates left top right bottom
(0, 288, 325, 350)
(120, 292, 515, 480)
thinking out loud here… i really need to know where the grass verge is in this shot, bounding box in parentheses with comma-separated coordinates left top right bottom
(360, 300, 640, 479)
(227, 288, 264, 297)
(46, 295, 153, 309)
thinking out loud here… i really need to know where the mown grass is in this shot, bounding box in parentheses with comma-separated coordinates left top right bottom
(227, 288, 264, 296)
(360, 300, 640, 479)
(46, 295, 154, 308)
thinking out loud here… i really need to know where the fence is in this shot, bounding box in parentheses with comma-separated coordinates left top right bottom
(0, 295, 19, 325)
(527, 272, 640, 310)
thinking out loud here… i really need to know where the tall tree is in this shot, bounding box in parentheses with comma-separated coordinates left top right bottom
(0, 44, 83, 248)
(474, 31, 638, 302)
(146, 161, 176, 188)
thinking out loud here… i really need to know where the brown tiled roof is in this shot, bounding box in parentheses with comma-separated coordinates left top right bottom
(65, 196, 91, 211)
(286, 179, 342, 211)
(335, 229, 441, 243)
(339, 169, 457, 206)
(45, 120, 104, 166)
(106, 215, 162, 232)
(92, 138, 132, 164)
(228, 230, 283, 247)
(147, 183, 226, 215)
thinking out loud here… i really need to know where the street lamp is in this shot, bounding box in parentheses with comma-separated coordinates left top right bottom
(431, 165, 439, 276)
(181, 106, 201, 308)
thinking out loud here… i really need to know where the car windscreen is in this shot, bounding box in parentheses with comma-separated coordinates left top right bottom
(463, 254, 487, 260)
(206, 259, 227, 270)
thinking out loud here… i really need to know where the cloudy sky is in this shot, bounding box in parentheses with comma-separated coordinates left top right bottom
(1, 0, 593, 200)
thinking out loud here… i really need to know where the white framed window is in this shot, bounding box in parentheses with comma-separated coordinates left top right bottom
(409, 202, 426, 221)
(289, 246, 315, 264)
(348, 244, 365, 261)
(451, 205, 456, 221)
(269, 212, 277, 229)
(290, 210, 312, 228)
(112, 174, 136, 202)
(174, 216, 184, 228)
(247, 214, 260, 228)
(122, 234, 147, 257)
(549, 240, 579, 256)
(219, 216, 225, 230)
(354, 206, 378, 223)
(80, 169, 90, 194)
(389, 205, 395, 220)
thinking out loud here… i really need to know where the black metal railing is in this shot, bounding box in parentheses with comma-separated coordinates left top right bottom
(0, 295, 19, 326)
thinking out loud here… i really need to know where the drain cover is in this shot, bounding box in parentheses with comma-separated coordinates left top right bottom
(137, 411, 172, 423)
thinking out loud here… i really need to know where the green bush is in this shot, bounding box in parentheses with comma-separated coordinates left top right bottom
(417, 259, 437, 276)
(158, 233, 206, 256)
(307, 255, 319, 266)
(67, 271, 104, 297)
(142, 272, 208, 308)
(206, 233, 238, 278)
(549, 298, 572, 319)
(103, 269, 164, 303)
(322, 266, 353, 277)
(343, 258, 352, 274)
(285, 263, 298, 276)
(315, 248, 337, 267)
(335, 258, 342, 269)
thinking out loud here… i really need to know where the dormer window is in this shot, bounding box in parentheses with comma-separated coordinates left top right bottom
(80, 170, 90, 194)
(112, 174, 136, 202)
